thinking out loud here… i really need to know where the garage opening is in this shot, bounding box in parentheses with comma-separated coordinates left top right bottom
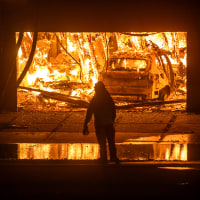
(16, 32, 187, 111)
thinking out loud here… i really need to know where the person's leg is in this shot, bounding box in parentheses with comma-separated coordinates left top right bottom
(106, 124, 119, 162)
(95, 126, 107, 162)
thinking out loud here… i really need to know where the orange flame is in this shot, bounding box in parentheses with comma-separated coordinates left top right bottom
(17, 32, 187, 107)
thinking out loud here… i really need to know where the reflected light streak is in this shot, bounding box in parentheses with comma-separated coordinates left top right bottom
(158, 167, 197, 170)
(18, 143, 187, 161)
(18, 143, 100, 160)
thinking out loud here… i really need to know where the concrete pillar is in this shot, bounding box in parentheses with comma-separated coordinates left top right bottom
(0, 31, 17, 112)
(0, 144, 18, 159)
(187, 22, 200, 113)
(187, 144, 200, 161)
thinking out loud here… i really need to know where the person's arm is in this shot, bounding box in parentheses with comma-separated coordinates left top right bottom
(112, 104, 116, 121)
(83, 98, 94, 135)
(110, 95, 116, 121)
(84, 105, 93, 127)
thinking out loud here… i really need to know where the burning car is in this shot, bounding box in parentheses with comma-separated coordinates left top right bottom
(101, 49, 174, 100)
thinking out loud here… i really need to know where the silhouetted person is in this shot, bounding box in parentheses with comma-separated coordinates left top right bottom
(83, 81, 119, 164)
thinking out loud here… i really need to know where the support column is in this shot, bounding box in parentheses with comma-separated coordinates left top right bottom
(187, 28, 200, 113)
(0, 31, 17, 112)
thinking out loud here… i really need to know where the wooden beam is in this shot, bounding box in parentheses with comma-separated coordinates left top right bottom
(18, 86, 89, 108)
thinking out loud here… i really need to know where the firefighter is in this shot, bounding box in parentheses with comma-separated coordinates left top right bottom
(83, 81, 119, 164)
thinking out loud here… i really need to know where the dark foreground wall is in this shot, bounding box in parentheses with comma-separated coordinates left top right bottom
(0, 0, 199, 112)
(0, 31, 17, 112)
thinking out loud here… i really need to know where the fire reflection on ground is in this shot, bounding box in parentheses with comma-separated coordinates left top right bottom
(18, 143, 99, 160)
(17, 142, 187, 161)
(158, 167, 197, 170)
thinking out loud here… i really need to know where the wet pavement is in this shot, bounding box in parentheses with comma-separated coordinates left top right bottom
(0, 110, 199, 133)
(1, 110, 200, 161)
(0, 141, 193, 161)
(1, 110, 200, 144)
(1, 110, 200, 198)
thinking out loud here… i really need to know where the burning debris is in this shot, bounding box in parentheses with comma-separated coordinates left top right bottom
(16, 32, 187, 111)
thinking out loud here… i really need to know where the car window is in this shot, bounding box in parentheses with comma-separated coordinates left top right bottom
(110, 58, 147, 71)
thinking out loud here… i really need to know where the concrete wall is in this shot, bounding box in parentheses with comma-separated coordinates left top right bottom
(0, 31, 17, 112)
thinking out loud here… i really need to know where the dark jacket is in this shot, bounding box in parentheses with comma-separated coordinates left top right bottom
(84, 88, 116, 127)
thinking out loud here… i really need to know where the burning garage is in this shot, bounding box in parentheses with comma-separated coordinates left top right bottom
(16, 32, 187, 111)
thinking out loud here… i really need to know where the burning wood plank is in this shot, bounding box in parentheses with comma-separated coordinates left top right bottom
(18, 85, 185, 109)
(116, 99, 186, 109)
(18, 86, 89, 108)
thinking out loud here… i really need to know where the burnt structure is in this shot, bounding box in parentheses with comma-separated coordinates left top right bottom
(0, 0, 199, 113)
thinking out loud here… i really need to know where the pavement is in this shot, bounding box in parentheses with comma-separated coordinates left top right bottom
(1, 160, 200, 199)
(1, 110, 200, 143)
(1, 110, 200, 199)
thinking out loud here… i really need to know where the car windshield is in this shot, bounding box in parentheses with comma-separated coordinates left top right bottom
(110, 58, 147, 71)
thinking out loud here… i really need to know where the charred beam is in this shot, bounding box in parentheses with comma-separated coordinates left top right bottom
(116, 99, 186, 109)
(16, 32, 24, 53)
(17, 32, 38, 87)
(55, 33, 82, 80)
(18, 86, 89, 108)
(120, 32, 161, 37)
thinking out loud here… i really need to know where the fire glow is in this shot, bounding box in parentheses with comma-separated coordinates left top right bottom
(18, 143, 187, 161)
(16, 32, 187, 110)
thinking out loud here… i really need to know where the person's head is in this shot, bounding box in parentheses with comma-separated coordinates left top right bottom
(94, 81, 106, 94)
